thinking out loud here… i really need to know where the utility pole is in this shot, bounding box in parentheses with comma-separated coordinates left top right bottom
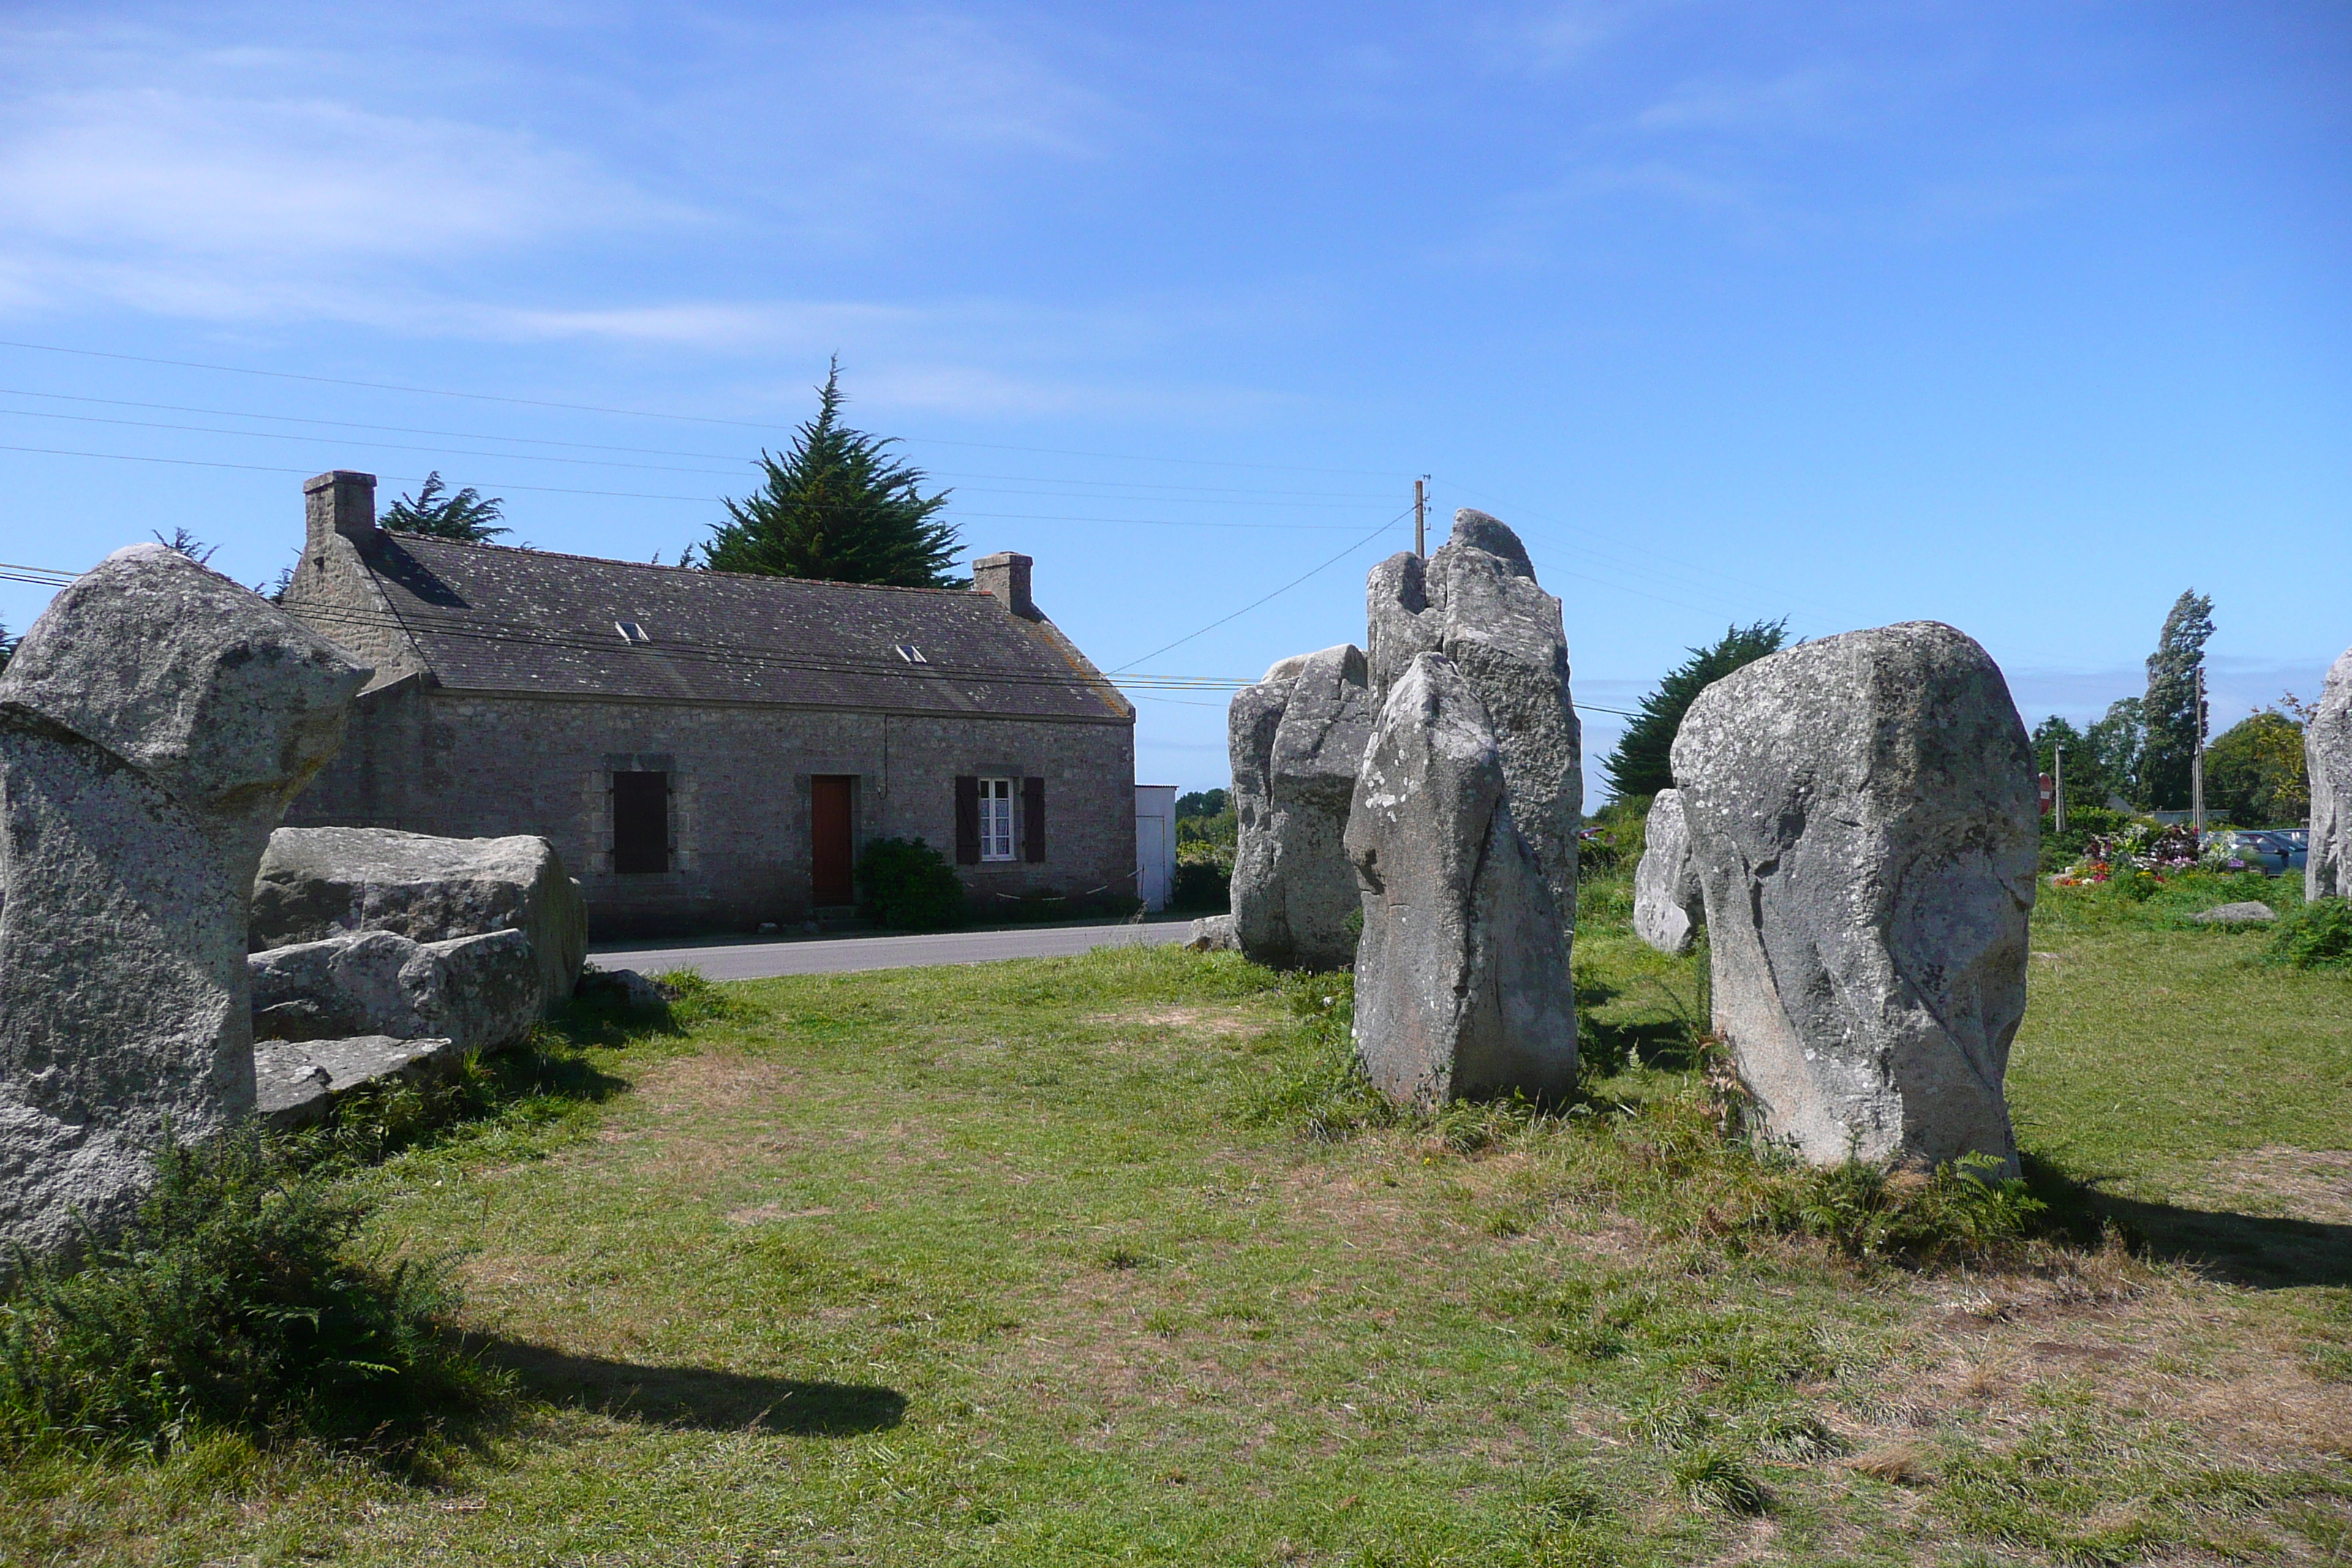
(2054, 745, 2067, 835)
(1414, 477, 1428, 558)
(2191, 665, 2208, 836)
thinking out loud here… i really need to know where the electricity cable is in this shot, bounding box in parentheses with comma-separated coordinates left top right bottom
(0, 339, 1413, 478)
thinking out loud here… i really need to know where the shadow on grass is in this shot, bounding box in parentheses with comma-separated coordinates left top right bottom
(1575, 969, 1708, 1076)
(472, 1338, 908, 1435)
(2019, 1154, 2352, 1289)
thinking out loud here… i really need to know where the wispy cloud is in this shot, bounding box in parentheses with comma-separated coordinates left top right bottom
(1635, 67, 1847, 135)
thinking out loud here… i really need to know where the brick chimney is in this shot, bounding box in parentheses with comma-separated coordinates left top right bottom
(304, 470, 379, 555)
(973, 551, 1035, 618)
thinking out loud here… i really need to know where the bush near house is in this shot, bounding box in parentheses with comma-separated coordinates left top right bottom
(854, 837, 969, 930)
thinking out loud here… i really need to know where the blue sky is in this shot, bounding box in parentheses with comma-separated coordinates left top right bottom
(1, 1, 2345, 798)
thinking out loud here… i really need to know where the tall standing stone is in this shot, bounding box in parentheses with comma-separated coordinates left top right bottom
(2307, 647, 2352, 902)
(1346, 653, 1578, 1107)
(1632, 788, 1703, 956)
(1228, 644, 1374, 969)
(0, 546, 367, 1264)
(1365, 510, 1582, 946)
(1672, 622, 2035, 1174)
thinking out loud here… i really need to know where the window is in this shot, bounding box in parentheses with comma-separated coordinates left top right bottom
(979, 777, 1016, 861)
(616, 621, 652, 645)
(612, 771, 669, 872)
(894, 643, 927, 664)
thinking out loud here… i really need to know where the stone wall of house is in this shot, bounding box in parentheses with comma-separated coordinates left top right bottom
(288, 690, 1137, 935)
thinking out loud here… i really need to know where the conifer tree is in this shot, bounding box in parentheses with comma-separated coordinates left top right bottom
(1602, 619, 1789, 801)
(382, 473, 509, 542)
(701, 360, 961, 587)
(2138, 589, 2215, 810)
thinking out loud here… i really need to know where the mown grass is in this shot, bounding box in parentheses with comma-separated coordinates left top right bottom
(3, 879, 2348, 1566)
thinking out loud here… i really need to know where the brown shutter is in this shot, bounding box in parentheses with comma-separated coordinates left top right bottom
(954, 775, 981, 864)
(1022, 776, 1047, 863)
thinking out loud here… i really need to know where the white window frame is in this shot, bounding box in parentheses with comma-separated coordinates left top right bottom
(979, 777, 1017, 862)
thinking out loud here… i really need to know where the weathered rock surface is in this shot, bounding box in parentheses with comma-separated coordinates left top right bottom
(250, 928, 543, 1053)
(2191, 901, 2277, 924)
(0, 544, 366, 1264)
(575, 966, 669, 1011)
(1228, 644, 1374, 969)
(255, 1035, 462, 1131)
(1346, 653, 1577, 1108)
(1365, 510, 1581, 945)
(251, 826, 587, 1012)
(1672, 621, 2035, 1174)
(1185, 913, 1238, 952)
(1633, 788, 1703, 956)
(2309, 647, 2352, 902)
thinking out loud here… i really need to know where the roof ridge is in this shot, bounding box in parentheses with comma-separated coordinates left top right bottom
(385, 532, 990, 597)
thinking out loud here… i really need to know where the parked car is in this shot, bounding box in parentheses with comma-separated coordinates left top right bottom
(2211, 829, 2307, 878)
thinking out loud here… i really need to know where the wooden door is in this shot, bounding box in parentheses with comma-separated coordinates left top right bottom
(811, 775, 855, 906)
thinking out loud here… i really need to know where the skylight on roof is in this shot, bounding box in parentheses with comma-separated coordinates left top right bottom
(895, 644, 927, 664)
(616, 621, 652, 645)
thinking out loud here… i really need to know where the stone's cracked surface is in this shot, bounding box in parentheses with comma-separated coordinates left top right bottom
(2308, 647, 2352, 902)
(1227, 644, 1373, 970)
(254, 1036, 461, 1131)
(1364, 510, 1582, 948)
(1346, 652, 1577, 1108)
(252, 826, 587, 1014)
(0, 544, 367, 1265)
(250, 927, 543, 1055)
(1633, 788, 1703, 956)
(1673, 621, 2036, 1175)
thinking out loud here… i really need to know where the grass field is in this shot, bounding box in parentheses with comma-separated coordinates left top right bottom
(4, 870, 2349, 1567)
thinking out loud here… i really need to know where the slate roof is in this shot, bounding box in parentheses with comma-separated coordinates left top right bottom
(314, 534, 1129, 722)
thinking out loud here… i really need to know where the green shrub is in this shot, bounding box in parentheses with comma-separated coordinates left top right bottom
(0, 1129, 491, 1455)
(2269, 898, 2352, 970)
(855, 837, 968, 930)
(1170, 859, 1230, 913)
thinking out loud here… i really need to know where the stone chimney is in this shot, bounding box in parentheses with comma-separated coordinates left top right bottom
(304, 471, 379, 556)
(973, 551, 1036, 618)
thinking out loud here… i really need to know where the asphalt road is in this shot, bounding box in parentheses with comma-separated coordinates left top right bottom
(589, 917, 1197, 981)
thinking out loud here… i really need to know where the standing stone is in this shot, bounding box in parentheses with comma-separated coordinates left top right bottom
(1632, 788, 1703, 956)
(1228, 645, 1374, 969)
(0, 546, 367, 1264)
(2307, 647, 2352, 902)
(1672, 622, 2035, 1174)
(251, 826, 588, 1012)
(1346, 653, 1577, 1107)
(1365, 510, 1582, 946)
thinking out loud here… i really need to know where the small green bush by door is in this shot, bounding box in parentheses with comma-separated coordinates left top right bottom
(855, 837, 968, 930)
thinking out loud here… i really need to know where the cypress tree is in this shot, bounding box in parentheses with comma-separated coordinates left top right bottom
(701, 360, 961, 587)
(1602, 619, 1789, 802)
(2137, 589, 2215, 810)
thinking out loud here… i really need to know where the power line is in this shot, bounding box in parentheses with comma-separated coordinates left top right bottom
(0, 443, 1387, 528)
(0, 385, 1399, 498)
(1110, 507, 1413, 674)
(0, 339, 1412, 478)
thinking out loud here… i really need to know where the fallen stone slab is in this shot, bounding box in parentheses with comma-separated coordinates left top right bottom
(574, 966, 669, 1010)
(250, 927, 543, 1053)
(1673, 621, 2036, 1175)
(1633, 788, 1703, 956)
(0, 544, 366, 1267)
(1228, 644, 1373, 969)
(2310, 647, 2352, 902)
(254, 1036, 462, 1131)
(2191, 901, 2277, 924)
(252, 826, 587, 1013)
(1347, 652, 1577, 1108)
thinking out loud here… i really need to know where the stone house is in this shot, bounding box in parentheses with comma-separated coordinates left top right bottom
(280, 471, 1137, 935)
